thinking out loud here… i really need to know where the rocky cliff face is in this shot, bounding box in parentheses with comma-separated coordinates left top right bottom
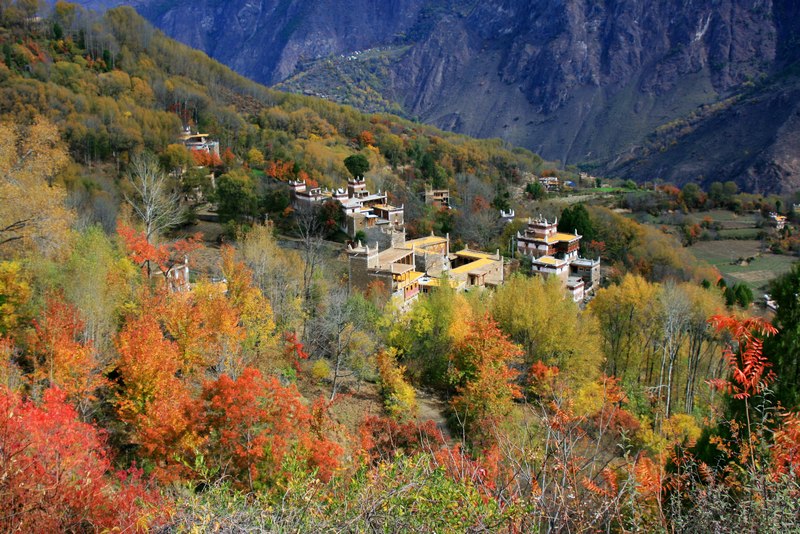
(70, 0, 800, 191)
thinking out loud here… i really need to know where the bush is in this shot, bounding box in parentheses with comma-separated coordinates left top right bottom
(311, 359, 331, 381)
(376, 349, 417, 420)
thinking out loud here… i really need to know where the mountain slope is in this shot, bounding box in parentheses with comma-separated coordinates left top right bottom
(0, 3, 547, 240)
(65, 0, 800, 191)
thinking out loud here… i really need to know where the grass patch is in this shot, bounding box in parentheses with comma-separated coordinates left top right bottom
(716, 228, 762, 239)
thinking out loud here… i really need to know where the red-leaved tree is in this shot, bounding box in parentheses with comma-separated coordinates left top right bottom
(201, 368, 341, 490)
(0, 387, 164, 531)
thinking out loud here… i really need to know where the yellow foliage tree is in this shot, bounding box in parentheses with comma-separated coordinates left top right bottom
(220, 245, 280, 372)
(492, 275, 602, 385)
(0, 261, 31, 335)
(377, 348, 418, 420)
(0, 116, 73, 258)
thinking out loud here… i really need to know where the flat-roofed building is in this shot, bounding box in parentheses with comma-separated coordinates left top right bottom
(290, 176, 404, 236)
(423, 188, 450, 208)
(348, 232, 503, 308)
(517, 216, 581, 261)
(515, 215, 601, 301)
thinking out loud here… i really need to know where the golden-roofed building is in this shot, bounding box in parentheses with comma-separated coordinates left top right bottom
(289, 176, 404, 236)
(515, 215, 600, 302)
(347, 231, 504, 309)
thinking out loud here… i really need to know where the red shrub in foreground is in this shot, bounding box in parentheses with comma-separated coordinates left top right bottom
(0, 387, 164, 531)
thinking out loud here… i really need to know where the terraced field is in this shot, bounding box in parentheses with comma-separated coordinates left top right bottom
(690, 239, 797, 291)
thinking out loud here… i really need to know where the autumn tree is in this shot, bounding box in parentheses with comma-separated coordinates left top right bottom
(160, 143, 193, 177)
(492, 275, 602, 385)
(448, 313, 522, 444)
(385, 277, 458, 389)
(30, 295, 107, 414)
(246, 147, 266, 168)
(591, 277, 723, 417)
(118, 222, 201, 284)
(0, 387, 164, 531)
(0, 260, 31, 335)
(62, 226, 136, 353)
(159, 281, 245, 377)
(0, 116, 73, 258)
(707, 315, 778, 470)
(114, 313, 201, 480)
(377, 348, 417, 420)
(589, 274, 661, 381)
(219, 245, 278, 373)
(239, 224, 303, 330)
(201, 368, 341, 490)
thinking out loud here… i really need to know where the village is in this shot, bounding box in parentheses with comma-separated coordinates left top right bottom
(173, 125, 798, 313)
(168, 127, 606, 308)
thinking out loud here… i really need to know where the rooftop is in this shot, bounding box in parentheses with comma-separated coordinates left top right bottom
(419, 277, 462, 289)
(403, 235, 448, 249)
(567, 277, 585, 289)
(376, 247, 414, 266)
(387, 263, 415, 275)
(572, 257, 600, 267)
(532, 255, 567, 267)
(373, 203, 402, 211)
(552, 232, 581, 243)
(455, 249, 494, 260)
(450, 258, 496, 275)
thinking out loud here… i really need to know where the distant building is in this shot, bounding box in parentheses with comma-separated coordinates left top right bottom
(536, 175, 560, 191)
(348, 231, 504, 309)
(180, 127, 220, 159)
(500, 209, 515, 224)
(516, 215, 600, 302)
(769, 212, 787, 230)
(289, 176, 404, 236)
(423, 189, 450, 208)
(150, 255, 191, 293)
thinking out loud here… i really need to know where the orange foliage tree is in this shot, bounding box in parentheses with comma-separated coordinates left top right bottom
(30, 294, 107, 409)
(448, 314, 522, 444)
(201, 368, 341, 490)
(707, 315, 777, 472)
(159, 283, 244, 375)
(267, 159, 295, 181)
(114, 314, 201, 481)
(118, 223, 202, 284)
(191, 149, 222, 168)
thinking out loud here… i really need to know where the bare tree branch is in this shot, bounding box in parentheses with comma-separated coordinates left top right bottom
(124, 151, 184, 243)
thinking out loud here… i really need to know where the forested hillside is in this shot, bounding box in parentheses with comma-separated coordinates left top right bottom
(70, 0, 800, 192)
(2, 2, 800, 531)
(1, 3, 547, 237)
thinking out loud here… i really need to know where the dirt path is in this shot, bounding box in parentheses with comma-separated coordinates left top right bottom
(415, 389, 451, 440)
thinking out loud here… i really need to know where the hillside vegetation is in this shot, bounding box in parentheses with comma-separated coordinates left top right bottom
(0, 3, 545, 232)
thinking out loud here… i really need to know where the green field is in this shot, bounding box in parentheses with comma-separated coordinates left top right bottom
(716, 228, 762, 239)
(690, 239, 797, 291)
